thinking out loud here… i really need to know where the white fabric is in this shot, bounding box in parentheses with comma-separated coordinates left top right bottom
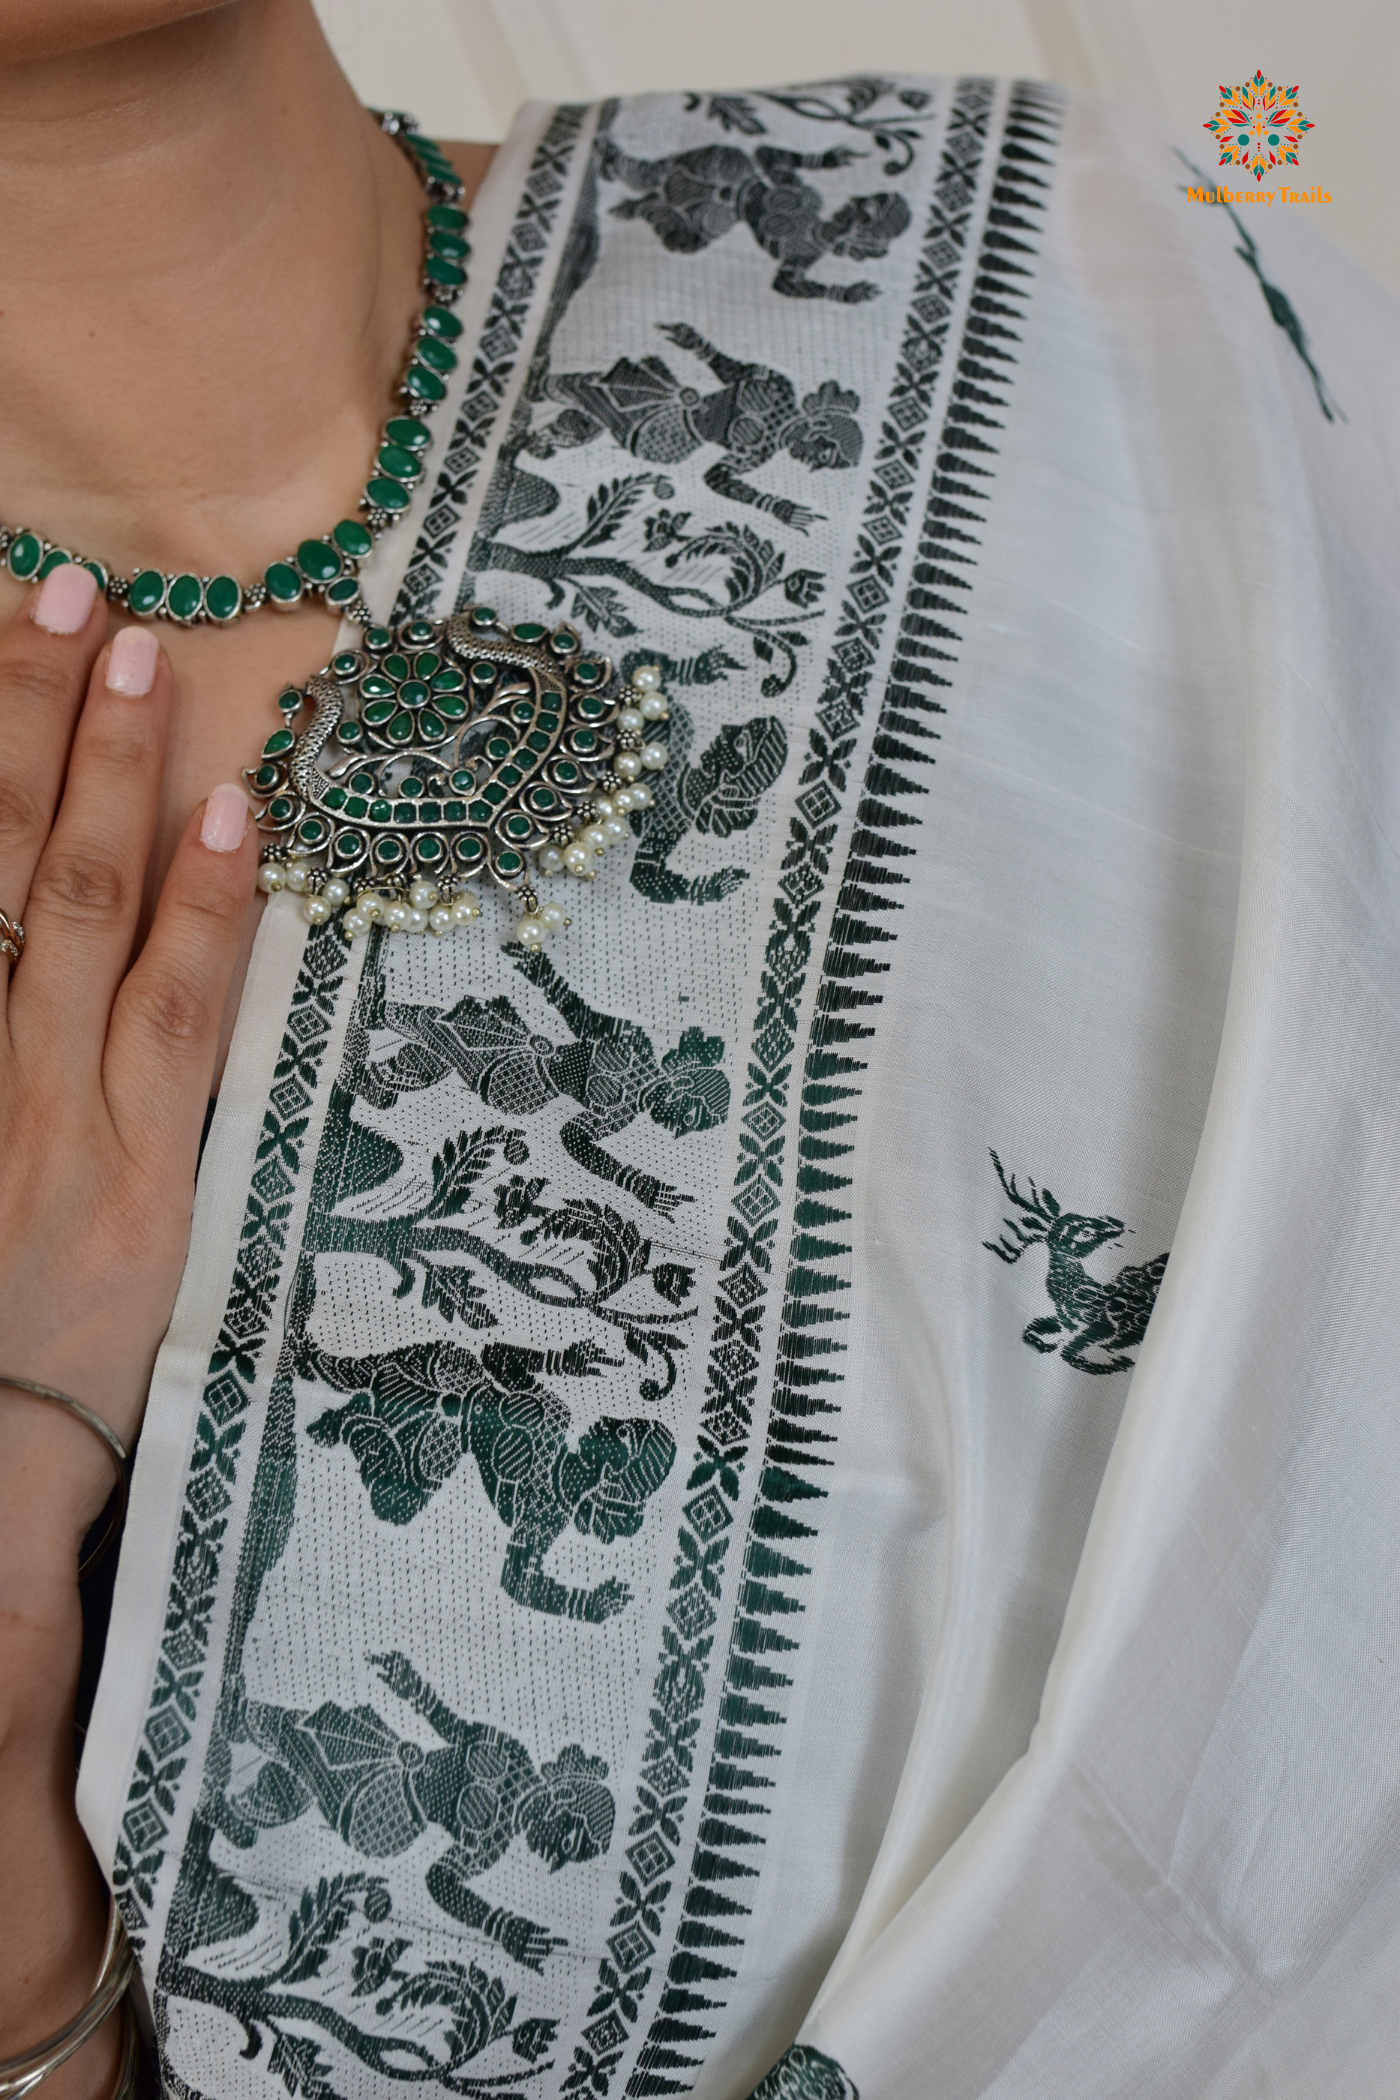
(79, 76, 1400, 2100)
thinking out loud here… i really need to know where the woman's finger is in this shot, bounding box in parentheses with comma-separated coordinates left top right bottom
(104, 786, 257, 1155)
(0, 565, 109, 994)
(8, 624, 171, 1066)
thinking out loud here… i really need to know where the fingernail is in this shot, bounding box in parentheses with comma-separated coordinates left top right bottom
(200, 783, 248, 853)
(105, 625, 159, 697)
(32, 561, 99, 635)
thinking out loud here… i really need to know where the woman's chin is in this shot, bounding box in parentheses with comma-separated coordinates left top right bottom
(0, 0, 239, 65)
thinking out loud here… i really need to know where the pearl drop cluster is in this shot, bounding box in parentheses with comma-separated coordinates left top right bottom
(256, 664, 669, 949)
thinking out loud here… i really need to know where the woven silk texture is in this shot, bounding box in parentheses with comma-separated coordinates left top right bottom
(79, 77, 1400, 2100)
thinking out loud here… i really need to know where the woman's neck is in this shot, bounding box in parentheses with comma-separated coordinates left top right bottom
(0, 0, 489, 576)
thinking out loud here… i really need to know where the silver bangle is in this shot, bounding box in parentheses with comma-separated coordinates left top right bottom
(0, 1898, 136, 2098)
(0, 1377, 129, 1577)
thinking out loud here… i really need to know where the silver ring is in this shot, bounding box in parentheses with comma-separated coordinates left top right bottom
(0, 908, 23, 964)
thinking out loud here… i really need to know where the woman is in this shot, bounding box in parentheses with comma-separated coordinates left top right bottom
(2, 7, 1398, 2100)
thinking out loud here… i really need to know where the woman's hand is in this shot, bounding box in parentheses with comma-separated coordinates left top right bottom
(0, 560, 256, 2096)
(0, 560, 257, 1554)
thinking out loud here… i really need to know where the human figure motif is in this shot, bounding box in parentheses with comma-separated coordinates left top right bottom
(629, 698, 788, 905)
(301, 1334, 676, 1622)
(524, 321, 861, 534)
(601, 139, 911, 302)
(224, 1652, 614, 1972)
(373, 947, 729, 1220)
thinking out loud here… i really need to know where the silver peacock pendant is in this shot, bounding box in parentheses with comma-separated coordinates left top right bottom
(246, 606, 670, 949)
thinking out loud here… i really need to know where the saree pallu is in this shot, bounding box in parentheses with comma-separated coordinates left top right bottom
(80, 76, 1400, 2100)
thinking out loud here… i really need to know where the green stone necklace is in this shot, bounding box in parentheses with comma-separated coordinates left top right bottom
(0, 113, 471, 624)
(2, 109, 672, 948)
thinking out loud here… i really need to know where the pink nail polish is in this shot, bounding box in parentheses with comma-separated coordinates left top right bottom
(32, 561, 99, 635)
(200, 783, 248, 853)
(105, 626, 159, 696)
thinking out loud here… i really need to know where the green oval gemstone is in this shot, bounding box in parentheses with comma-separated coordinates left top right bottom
(365, 477, 411, 514)
(431, 666, 465, 692)
(362, 699, 397, 726)
(553, 760, 581, 784)
(399, 777, 424, 798)
(577, 695, 606, 719)
(165, 573, 203, 622)
(336, 719, 364, 745)
(424, 257, 466, 292)
(416, 835, 445, 865)
(333, 830, 366, 861)
(349, 772, 375, 793)
(529, 787, 559, 812)
(344, 796, 368, 819)
(549, 630, 578, 654)
(83, 562, 109, 594)
(469, 606, 497, 628)
(268, 796, 296, 822)
(383, 654, 411, 681)
(326, 577, 361, 609)
(361, 674, 396, 700)
(497, 764, 522, 787)
(420, 307, 464, 341)
(128, 569, 167, 617)
(398, 681, 429, 710)
(369, 799, 393, 823)
(485, 736, 512, 761)
(406, 621, 436, 644)
(393, 800, 416, 823)
(484, 783, 507, 806)
(332, 517, 374, 561)
(428, 230, 470, 263)
(415, 334, 458, 375)
(526, 732, 551, 753)
(373, 836, 406, 867)
(378, 443, 423, 483)
(450, 769, 474, 791)
(418, 802, 441, 823)
(264, 561, 302, 607)
(386, 416, 432, 451)
(505, 814, 532, 840)
(37, 548, 73, 582)
(332, 652, 362, 679)
(455, 835, 486, 865)
(298, 817, 327, 845)
(366, 626, 393, 651)
(253, 764, 281, 792)
(496, 849, 524, 875)
(277, 688, 302, 714)
(418, 710, 447, 742)
(205, 574, 242, 623)
(403, 363, 448, 402)
(410, 652, 439, 679)
(385, 712, 416, 743)
(512, 621, 547, 643)
(511, 700, 534, 723)
(444, 800, 467, 822)
(6, 532, 43, 581)
(263, 728, 295, 758)
(426, 204, 467, 231)
(471, 661, 497, 686)
(537, 711, 560, 731)
(324, 787, 347, 810)
(296, 539, 341, 585)
(468, 800, 493, 824)
(574, 660, 602, 685)
(436, 691, 467, 719)
(572, 730, 599, 754)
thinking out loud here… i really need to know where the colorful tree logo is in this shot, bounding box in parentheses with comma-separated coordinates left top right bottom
(1204, 71, 1314, 184)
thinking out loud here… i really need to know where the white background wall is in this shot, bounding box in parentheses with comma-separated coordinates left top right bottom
(312, 0, 1398, 291)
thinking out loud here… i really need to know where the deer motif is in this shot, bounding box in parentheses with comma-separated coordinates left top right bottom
(984, 1151, 1168, 1376)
